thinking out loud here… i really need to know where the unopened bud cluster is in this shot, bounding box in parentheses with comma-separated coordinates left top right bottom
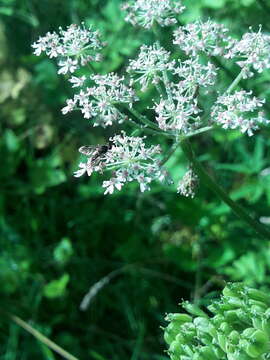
(164, 282, 270, 360)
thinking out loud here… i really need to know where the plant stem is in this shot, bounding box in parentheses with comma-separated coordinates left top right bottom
(225, 68, 246, 94)
(180, 138, 270, 240)
(128, 106, 160, 130)
(159, 141, 179, 166)
(185, 126, 213, 139)
(128, 118, 171, 137)
(9, 314, 79, 360)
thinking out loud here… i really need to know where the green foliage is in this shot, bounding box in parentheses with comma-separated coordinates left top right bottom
(1, 0, 270, 359)
(164, 283, 270, 360)
(43, 273, 70, 299)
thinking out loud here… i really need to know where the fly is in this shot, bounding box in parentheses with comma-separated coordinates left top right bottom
(79, 142, 112, 165)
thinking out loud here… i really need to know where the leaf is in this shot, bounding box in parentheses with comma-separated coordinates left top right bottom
(4, 129, 19, 152)
(53, 238, 73, 266)
(43, 274, 70, 299)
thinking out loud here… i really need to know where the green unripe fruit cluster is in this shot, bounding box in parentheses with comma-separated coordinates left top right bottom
(164, 283, 270, 360)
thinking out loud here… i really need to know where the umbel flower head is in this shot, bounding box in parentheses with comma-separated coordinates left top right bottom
(62, 73, 138, 127)
(127, 43, 175, 91)
(226, 26, 270, 78)
(32, 23, 105, 74)
(211, 90, 269, 136)
(74, 132, 167, 194)
(173, 20, 230, 57)
(164, 282, 270, 360)
(177, 168, 198, 198)
(121, 0, 185, 29)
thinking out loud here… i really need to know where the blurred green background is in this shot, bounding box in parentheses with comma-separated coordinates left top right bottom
(1, 0, 270, 359)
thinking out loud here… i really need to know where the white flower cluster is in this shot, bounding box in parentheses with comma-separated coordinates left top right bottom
(32, 23, 104, 74)
(226, 27, 270, 78)
(153, 57, 217, 133)
(127, 43, 175, 91)
(173, 20, 230, 57)
(62, 73, 137, 127)
(174, 57, 217, 96)
(211, 90, 269, 136)
(177, 168, 198, 198)
(121, 0, 185, 29)
(74, 133, 166, 194)
(154, 95, 200, 133)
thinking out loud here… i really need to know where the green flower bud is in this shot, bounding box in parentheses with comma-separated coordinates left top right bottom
(261, 318, 270, 334)
(222, 283, 244, 298)
(212, 345, 225, 359)
(252, 316, 263, 330)
(217, 332, 227, 352)
(182, 344, 194, 357)
(247, 288, 270, 305)
(234, 350, 254, 360)
(211, 314, 223, 327)
(226, 296, 244, 308)
(220, 321, 233, 335)
(225, 342, 236, 354)
(228, 330, 240, 345)
(224, 310, 240, 323)
(249, 300, 268, 311)
(175, 332, 185, 344)
(182, 301, 208, 318)
(242, 327, 257, 338)
(245, 330, 269, 358)
(164, 322, 181, 345)
(164, 283, 270, 360)
(194, 317, 210, 333)
(198, 346, 219, 360)
(200, 332, 213, 346)
(168, 340, 185, 357)
(165, 313, 193, 324)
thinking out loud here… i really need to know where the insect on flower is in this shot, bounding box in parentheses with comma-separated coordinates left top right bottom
(78, 142, 112, 166)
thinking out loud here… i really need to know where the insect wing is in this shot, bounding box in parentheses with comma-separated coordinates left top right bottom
(78, 145, 97, 156)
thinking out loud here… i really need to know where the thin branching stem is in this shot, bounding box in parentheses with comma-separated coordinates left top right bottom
(225, 68, 247, 94)
(180, 138, 270, 240)
(9, 314, 79, 360)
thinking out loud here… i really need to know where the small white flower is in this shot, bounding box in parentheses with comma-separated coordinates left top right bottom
(121, 0, 185, 29)
(74, 162, 89, 177)
(32, 23, 105, 73)
(58, 58, 78, 74)
(127, 43, 175, 91)
(62, 99, 76, 115)
(211, 90, 269, 136)
(69, 75, 86, 88)
(225, 27, 270, 77)
(154, 94, 201, 133)
(102, 178, 124, 194)
(173, 20, 230, 57)
(63, 73, 137, 127)
(75, 132, 166, 194)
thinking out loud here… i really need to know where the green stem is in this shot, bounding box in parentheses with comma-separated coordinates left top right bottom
(10, 314, 79, 360)
(225, 68, 247, 94)
(128, 118, 170, 137)
(125, 106, 160, 130)
(180, 138, 270, 240)
(159, 142, 179, 166)
(185, 126, 213, 139)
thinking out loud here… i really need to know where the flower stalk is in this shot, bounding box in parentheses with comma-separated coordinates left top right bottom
(180, 138, 270, 240)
